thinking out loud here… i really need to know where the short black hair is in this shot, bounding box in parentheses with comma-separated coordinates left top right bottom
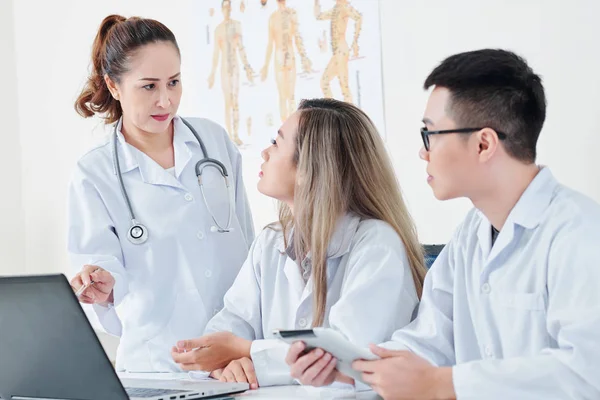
(424, 49, 546, 163)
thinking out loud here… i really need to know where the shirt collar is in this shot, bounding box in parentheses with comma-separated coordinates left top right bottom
(112, 115, 199, 178)
(275, 213, 362, 260)
(173, 116, 202, 147)
(505, 166, 558, 229)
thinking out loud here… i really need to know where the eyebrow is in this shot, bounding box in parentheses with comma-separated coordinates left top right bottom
(277, 129, 284, 139)
(139, 72, 181, 82)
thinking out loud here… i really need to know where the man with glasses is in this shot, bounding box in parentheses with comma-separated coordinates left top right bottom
(286, 49, 600, 399)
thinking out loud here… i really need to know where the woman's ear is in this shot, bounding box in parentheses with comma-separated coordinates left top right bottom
(104, 74, 120, 101)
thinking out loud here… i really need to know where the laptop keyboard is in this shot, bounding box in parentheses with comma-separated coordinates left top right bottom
(125, 386, 191, 398)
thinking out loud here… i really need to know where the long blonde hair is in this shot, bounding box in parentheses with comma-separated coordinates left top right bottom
(276, 98, 427, 327)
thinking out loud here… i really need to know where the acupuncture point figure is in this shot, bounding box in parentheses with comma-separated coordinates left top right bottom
(208, 0, 255, 146)
(314, 0, 362, 104)
(260, 0, 312, 122)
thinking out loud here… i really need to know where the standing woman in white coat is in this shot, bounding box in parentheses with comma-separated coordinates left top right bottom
(68, 15, 254, 372)
(171, 98, 428, 389)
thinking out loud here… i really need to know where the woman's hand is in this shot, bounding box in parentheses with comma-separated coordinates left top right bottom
(171, 332, 252, 372)
(70, 265, 115, 305)
(211, 357, 258, 389)
(286, 341, 354, 387)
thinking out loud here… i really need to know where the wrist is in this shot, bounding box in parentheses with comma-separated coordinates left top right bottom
(234, 336, 252, 358)
(98, 290, 114, 307)
(431, 367, 456, 400)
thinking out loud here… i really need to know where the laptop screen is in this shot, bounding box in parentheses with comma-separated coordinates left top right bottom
(0, 274, 129, 400)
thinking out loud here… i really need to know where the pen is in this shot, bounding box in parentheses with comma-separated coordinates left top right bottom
(75, 281, 95, 297)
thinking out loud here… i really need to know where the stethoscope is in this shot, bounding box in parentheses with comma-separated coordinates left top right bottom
(112, 117, 235, 245)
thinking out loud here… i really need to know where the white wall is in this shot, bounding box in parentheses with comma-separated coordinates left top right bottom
(0, 0, 25, 275)
(5, 0, 600, 276)
(381, 0, 600, 242)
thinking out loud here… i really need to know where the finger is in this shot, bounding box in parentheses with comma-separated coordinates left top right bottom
(290, 348, 325, 378)
(90, 270, 113, 286)
(88, 286, 108, 300)
(369, 344, 404, 359)
(171, 348, 198, 364)
(78, 294, 94, 304)
(361, 371, 377, 386)
(353, 359, 378, 373)
(229, 362, 248, 383)
(79, 269, 92, 286)
(221, 369, 235, 383)
(177, 338, 204, 351)
(240, 358, 258, 389)
(312, 356, 337, 387)
(301, 352, 333, 383)
(82, 264, 100, 273)
(179, 363, 200, 371)
(211, 369, 223, 380)
(87, 284, 112, 303)
(285, 341, 306, 366)
(70, 274, 84, 290)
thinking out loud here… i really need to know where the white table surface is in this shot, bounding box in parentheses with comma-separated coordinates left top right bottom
(118, 372, 382, 400)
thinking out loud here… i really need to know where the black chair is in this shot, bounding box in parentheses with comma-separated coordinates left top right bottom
(423, 244, 444, 269)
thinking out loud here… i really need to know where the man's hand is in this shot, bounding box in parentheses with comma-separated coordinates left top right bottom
(353, 345, 456, 400)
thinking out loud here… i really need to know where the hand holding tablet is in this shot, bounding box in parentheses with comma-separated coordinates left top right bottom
(274, 328, 379, 383)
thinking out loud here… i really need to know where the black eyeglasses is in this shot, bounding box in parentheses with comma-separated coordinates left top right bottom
(420, 127, 507, 151)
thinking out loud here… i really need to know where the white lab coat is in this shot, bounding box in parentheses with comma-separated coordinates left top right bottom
(205, 213, 419, 387)
(383, 167, 600, 399)
(67, 116, 255, 372)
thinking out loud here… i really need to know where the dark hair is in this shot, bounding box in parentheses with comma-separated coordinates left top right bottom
(424, 49, 546, 163)
(75, 15, 180, 123)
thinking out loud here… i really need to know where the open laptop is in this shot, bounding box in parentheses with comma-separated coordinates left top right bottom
(0, 274, 248, 400)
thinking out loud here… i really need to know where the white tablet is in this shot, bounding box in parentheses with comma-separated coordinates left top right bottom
(273, 327, 379, 384)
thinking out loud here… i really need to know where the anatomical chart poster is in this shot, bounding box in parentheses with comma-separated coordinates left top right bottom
(187, 0, 385, 229)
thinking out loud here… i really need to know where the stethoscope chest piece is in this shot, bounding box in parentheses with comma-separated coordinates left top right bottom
(127, 220, 149, 244)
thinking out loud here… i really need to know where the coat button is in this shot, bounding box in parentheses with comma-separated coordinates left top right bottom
(481, 283, 491, 294)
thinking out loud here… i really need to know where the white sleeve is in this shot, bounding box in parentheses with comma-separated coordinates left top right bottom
(250, 339, 295, 387)
(67, 165, 129, 337)
(381, 237, 456, 367)
(225, 135, 255, 248)
(251, 225, 420, 388)
(452, 221, 600, 400)
(204, 232, 264, 340)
